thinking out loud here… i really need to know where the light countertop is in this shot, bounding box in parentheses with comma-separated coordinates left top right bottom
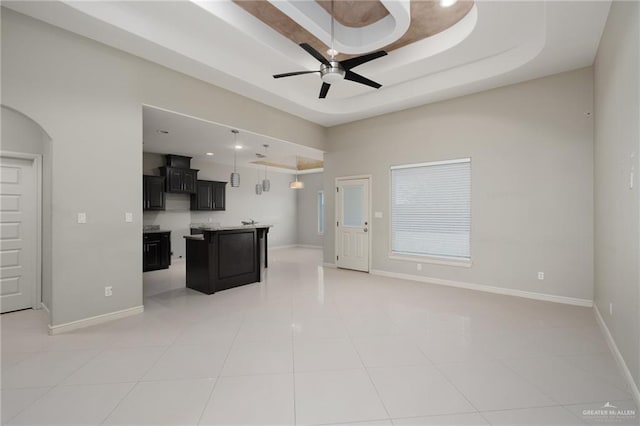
(190, 223, 273, 231)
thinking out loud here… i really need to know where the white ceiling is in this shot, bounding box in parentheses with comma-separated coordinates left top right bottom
(143, 106, 324, 173)
(4, 1, 611, 127)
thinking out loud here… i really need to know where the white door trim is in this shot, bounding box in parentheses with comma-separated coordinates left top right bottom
(0, 151, 42, 310)
(334, 175, 372, 273)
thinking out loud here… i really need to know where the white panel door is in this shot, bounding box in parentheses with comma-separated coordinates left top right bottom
(336, 178, 369, 272)
(0, 157, 37, 313)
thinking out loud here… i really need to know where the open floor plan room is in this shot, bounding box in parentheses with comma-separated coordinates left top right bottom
(1, 249, 637, 425)
(1, 0, 639, 425)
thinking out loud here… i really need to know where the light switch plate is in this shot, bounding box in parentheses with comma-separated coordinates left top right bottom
(125, 212, 133, 223)
(374, 212, 383, 219)
(77, 213, 87, 224)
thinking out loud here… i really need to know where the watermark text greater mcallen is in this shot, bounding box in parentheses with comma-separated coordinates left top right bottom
(582, 402, 636, 423)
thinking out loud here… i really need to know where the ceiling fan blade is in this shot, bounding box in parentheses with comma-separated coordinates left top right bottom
(319, 82, 331, 99)
(300, 43, 330, 66)
(340, 51, 387, 70)
(273, 70, 320, 79)
(344, 70, 382, 89)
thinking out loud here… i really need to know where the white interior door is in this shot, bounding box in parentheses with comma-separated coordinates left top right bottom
(336, 177, 370, 272)
(0, 157, 37, 313)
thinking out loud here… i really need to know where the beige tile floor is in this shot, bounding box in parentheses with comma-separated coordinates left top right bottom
(1, 248, 637, 425)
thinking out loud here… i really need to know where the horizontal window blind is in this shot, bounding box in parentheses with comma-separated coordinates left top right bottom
(391, 159, 471, 259)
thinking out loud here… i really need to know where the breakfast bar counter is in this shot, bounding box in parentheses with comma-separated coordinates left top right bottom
(184, 224, 271, 294)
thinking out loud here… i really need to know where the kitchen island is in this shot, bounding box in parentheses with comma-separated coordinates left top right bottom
(184, 224, 271, 294)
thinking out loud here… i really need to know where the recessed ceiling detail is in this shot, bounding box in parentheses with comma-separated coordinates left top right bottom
(253, 155, 324, 171)
(316, 1, 389, 28)
(4, 1, 612, 126)
(234, 0, 474, 58)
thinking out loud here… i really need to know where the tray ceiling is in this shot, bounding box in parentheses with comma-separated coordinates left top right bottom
(3, 0, 612, 127)
(234, 0, 474, 60)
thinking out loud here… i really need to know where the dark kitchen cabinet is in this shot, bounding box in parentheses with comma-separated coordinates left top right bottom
(191, 180, 226, 211)
(143, 231, 171, 272)
(143, 175, 165, 210)
(161, 166, 198, 194)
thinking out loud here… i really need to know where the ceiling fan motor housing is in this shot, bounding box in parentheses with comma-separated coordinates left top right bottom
(320, 61, 346, 84)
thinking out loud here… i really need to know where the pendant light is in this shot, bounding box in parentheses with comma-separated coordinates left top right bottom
(290, 173, 304, 189)
(255, 169, 263, 195)
(262, 144, 271, 192)
(230, 129, 240, 187)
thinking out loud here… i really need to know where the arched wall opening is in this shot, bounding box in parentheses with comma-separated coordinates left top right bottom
(1, 105, 53, 324)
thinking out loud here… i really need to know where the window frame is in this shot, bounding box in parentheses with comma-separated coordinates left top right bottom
(388, 158, 472, 268)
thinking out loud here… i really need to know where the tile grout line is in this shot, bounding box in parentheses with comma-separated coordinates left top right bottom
(99, 342, 175, 425)
(4, 341, 109, 424)
(416, 345, 484, 418)
(494, 356, 629, 414)
(290, 277, 297, 426)
(194, 303, 248, 425)
(337, 305, 393, 422)
(494, 355, 572, 408)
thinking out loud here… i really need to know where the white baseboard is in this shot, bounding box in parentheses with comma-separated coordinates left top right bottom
(594, 304, 640, 408)
(48, 305, 144, 335)
(270, 245, 298, 250)
(271, 244, 323, 250)
(370, 269, 593, 307)
(322, 262, 337, 268)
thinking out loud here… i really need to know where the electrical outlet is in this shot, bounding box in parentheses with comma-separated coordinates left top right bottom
(77, 213, 87, 224)
(125, 212, 133, 223)
(609, 302, 613, 316)
(538, 272, 545, 280)
(105, 286, 113, 297)
(416, 263, 422, 271)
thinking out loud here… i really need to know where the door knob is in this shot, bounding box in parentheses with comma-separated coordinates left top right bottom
(364, 228, 368, 232)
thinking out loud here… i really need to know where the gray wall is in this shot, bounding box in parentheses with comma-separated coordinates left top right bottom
(296, 172, 324, 248)
(143, 153, 297, 257)
(1, 106, 53, 314)
(324, 68, 594, 301)
(1, 8, 325, 326)
(594, 1, 640, 388)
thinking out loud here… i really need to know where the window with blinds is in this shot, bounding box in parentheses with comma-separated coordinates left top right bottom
(391, 158, 471, 260)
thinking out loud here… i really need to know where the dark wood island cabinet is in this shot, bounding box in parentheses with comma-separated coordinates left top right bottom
(184, 225, 271, 294)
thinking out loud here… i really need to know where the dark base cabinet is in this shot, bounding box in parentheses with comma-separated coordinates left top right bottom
(143, 231, 171, 272)
(185, 227, 269, 294)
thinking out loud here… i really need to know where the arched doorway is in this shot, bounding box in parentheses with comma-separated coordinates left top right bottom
(1, 106, 52, 315)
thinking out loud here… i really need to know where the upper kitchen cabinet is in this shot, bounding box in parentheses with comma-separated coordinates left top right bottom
(160, 155, 198, 194)
(191, 180, 226, 211)
(143, 175, 165, 210)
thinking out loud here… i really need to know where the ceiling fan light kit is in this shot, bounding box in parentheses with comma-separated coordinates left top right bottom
(273, 0, 387, 99)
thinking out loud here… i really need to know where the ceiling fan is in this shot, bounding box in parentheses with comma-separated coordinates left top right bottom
(272, 0, 387, 99)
